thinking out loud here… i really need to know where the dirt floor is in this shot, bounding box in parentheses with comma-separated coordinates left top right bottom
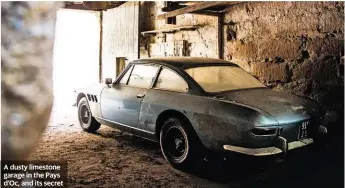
(29, 106, 344, 188)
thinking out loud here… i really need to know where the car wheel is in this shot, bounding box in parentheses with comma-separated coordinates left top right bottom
(160, 117, 201, 168)
(77, 97, 100, 132)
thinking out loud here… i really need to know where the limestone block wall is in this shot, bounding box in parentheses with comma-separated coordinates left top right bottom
(140, 1, 344, 127)
(223, 2, 344, 124)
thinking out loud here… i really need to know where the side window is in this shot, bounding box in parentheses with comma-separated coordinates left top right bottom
(155, 68, 188, 92)
(127, 64, 159, 88)
(119, 65, 133, 84)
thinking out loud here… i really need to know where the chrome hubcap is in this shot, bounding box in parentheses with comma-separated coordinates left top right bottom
(165, 126, 187, 159)
(175, 138, 184, 152)
(79, 105, 90, 125)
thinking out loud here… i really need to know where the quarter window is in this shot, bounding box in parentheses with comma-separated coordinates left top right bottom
(155, 68, 188, 92)
(127, 64, 159, 88)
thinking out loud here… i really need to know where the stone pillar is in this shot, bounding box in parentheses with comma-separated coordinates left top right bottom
(1, 2, 63, 160)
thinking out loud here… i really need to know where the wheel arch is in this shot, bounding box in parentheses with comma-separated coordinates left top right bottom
(155, 109, 195, 140)
(76, 92, 87, 107)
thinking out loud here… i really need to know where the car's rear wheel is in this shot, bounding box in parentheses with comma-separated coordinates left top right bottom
(77, 97, 100, 132)
(160, 117, 202, 168)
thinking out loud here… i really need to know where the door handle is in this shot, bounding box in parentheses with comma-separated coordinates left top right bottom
(136, 93, 145, 98)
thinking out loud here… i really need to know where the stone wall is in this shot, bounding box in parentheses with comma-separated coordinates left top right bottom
(1, 2, 63, 160)
(140, 1, 344, 125)
(223, 2, 344, 125)
(139, 1, 219, 58)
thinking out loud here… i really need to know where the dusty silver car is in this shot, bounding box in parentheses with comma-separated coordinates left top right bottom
(75, 57, 328, 167)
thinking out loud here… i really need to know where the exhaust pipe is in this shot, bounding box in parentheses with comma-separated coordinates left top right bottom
(318, 125, 328, 135)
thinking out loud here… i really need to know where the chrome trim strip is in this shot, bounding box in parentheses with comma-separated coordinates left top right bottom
(94, 116, 155, 135)
(223, 145, 282, 156)
(223, 138, 314, 156)
(288, 138, 314, 150)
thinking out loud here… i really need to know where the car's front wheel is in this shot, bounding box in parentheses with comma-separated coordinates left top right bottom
(77, 97, 101, 132)
(160, 117, 202, 168)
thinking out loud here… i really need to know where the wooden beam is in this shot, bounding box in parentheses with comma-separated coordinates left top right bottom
(65, 1, 126, 10)
(156, 1, 240, 20)
(141, 25, 202, 35)
(193, 10, 222, 17)
(162, 6, 222, 17)
(218, 14, 224, 59)
(161, 5, 185, 12)
(99, 11, 103, 83)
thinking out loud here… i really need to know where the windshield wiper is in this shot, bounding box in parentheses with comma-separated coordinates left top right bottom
(214, 95, 225, 99)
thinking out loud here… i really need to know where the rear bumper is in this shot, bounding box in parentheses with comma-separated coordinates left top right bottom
(223, 137, 314, 156)
(223, 124, 328, 156)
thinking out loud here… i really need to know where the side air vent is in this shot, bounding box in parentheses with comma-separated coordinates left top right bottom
(87, 94, 98, 103)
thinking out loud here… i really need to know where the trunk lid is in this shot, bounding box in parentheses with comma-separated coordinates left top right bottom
(215, 88, 325, 125)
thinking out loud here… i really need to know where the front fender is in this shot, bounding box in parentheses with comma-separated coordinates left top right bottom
(75, 83, 105, 118)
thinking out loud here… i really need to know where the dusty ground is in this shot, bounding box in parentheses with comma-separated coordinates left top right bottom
(30, 106, 344, 188)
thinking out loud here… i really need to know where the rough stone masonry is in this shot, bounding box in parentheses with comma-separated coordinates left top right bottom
(141, 2, 344, 131)
(1, 2, 62, 160)
(223, 2, 344, 132)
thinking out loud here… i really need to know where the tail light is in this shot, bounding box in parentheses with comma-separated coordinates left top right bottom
(251, 127, 277, 136)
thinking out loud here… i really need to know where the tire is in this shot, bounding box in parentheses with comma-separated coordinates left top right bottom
(77, 97, 101, 133)
(160, 117, 203, 168)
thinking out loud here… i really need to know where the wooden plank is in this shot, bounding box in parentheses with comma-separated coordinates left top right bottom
(102, 2, 139, 80)
(141, 25, 202, 35)
(162, 6, 222, 17)
(156, 1, 240, 20)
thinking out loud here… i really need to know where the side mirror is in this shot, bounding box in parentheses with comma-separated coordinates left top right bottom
(105, 78, 112, 85)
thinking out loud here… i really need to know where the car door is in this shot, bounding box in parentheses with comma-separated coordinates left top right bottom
(138, 66, 189, 132)
(101, 63, 160, 128)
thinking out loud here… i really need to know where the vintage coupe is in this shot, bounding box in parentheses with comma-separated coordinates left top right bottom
(75, 57, 328, 167)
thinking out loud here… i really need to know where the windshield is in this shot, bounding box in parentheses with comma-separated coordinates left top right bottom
(185, 66, 266, 92)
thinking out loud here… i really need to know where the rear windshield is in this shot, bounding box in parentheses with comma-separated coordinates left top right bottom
(185, 66, 266, 92)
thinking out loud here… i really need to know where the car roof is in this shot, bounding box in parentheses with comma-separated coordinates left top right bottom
(130, 57, 238, 68)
